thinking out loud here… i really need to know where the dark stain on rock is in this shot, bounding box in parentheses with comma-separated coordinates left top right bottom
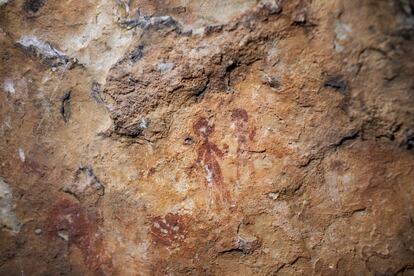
(401, 133, 414, 150)
(193, 117, 231, 203)
(204, 24, 224, 35)
(324, 76, 347, 94)
(129, 44, 144, 63)
(150, 213, 189, 247)
(24, 0, 45, 14)
(90, 82, 103, 104)
(192, 78, 209, 100)
(60, 91, 71, 123)
(46, 199, 113, 275)
(398, 0, 414, 17)
(224, 61, 238, 91)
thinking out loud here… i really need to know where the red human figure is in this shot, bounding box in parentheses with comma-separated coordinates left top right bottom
(193, 117, 231, 204)
(231, 109, 249, 152)
(231, 108, 249, 181)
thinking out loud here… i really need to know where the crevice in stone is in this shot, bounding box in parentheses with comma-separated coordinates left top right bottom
(323, 76, 347, 94)
(332, 130, 360, 148)
(60, 91, 71, 123)
(23, 0, 45, 14)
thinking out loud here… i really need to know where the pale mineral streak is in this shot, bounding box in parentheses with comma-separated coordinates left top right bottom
(2, 79, 15, 94)
(0, 177, 20, 235)
(16, 36, 69, 67)
(18, 148, 25, 162)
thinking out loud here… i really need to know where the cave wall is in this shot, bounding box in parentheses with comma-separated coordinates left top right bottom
(1, 0, 414, 275)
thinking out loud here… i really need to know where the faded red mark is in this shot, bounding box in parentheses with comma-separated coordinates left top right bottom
(249, 128, 256, 141)
(231, 108, 249, 145)
(22, 159, 48, 176)
(330, 159, 348, 174)
(193, 117, 231, 204)
(231, 108, 255, 149)
(150, 213, 189, 247)
(46, 199, 113, 275)
(231, 108, 256, 182)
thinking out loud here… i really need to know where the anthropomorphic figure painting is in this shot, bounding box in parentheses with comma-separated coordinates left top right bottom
(193, 117, 231, 205)
(46, 199, 113, 275)
(231, 108, 256, 187)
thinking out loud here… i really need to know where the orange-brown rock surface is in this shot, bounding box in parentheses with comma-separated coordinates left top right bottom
(1, 0, 414, 275)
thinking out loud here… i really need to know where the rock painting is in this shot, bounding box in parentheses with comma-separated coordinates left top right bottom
(150, 213, 189, 247)
(193, 117, 232, 205)
(231, 108, 256, 186)
(46, 199, 113, 275)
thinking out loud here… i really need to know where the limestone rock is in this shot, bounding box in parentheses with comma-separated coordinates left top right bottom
(0, 0, 413, 275)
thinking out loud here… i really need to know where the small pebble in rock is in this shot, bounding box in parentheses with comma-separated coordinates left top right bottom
(261, 73, 281, 89)
(34, 228, 42, 235)
(184, 137, 194, 145)
(58, 230, 69, 241)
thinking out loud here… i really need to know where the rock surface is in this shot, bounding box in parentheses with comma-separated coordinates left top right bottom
(1, 0, 414, 275)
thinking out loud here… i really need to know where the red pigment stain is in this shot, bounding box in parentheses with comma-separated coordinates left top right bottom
(231, 108, 256, 183)
(150, 213, 189, 247)
(22, 159, 47, 176)
(193, 117, 231, 204)
(46, 199, 113, 275)
(249, 128, 256, 141)
(231, 108, 252, 147)
(231, 108, 248, 122)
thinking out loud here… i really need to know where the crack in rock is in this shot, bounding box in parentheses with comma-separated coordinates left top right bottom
(16, 36, 72, 68)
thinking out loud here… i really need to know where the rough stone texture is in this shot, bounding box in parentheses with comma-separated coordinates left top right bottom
(1, 0, 414, 275)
